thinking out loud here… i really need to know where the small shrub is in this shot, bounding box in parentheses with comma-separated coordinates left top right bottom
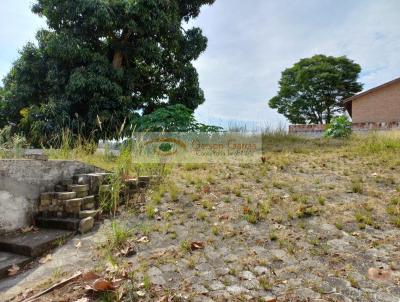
(179, 240, 191, 253)
(259, 276, 273, 291)
(109, 221, 133, 249)
(324, 116, 352, 138)
(211, 225, 220, 236)
(202, 199, 213, 210)
(145, 203, 156, 218)
(196, 210, 208, 221)
(296, 204, 319, 218)
(269, 230, 278, 241)
(317, 195, 326, 205)
(351, 181, 364, 194)
(243, 212, 258, 224)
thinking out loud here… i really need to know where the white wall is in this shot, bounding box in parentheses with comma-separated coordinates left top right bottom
(0, 191, 31, 231)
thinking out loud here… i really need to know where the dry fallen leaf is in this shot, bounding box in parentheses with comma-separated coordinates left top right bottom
(367, 267, 393, 282)
(136, 290, 146, 297)
(20, 225, 38, 233)
(115, 240, 136, 257)
(120, 245, 136, 257)
(90, 278, 117, 291)
(219, 214, 229, 220)
(157, 296, 169, 302)
(137, 236, 149, 243)
(203, 185, 210, 194)
(39, 254, 52, 264)
(75, 241, 82, 249)
(8, 264, 20, 276)
(190, 241, 205, 251)
(243, 206, 250, 214)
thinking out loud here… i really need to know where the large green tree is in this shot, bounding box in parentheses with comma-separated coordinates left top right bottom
(269, 55, 363, 124)
(1, 0, 214, 146)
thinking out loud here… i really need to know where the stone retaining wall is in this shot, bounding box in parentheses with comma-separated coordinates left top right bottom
(0, 160, 103, 232)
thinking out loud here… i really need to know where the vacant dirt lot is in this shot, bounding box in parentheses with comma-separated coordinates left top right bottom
(6, 135, 400, 302)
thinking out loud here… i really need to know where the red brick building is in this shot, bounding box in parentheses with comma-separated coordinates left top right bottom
(289, 77, 400, 136)
(344, 77, 400, 123)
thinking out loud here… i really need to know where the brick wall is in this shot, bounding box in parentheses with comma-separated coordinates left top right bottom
(289, 122, 400, 137)
(352, 80, 400, 123)
(288, 124, 327, 137)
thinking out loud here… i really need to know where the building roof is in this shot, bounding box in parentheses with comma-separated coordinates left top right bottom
(344, 76, 400, 104)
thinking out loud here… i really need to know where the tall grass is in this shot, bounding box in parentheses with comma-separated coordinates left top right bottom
(351, 132, 400, 155)
(0, 126, 28, 158)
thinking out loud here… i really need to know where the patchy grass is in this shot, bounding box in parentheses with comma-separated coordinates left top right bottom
(15, 131, 400, 302)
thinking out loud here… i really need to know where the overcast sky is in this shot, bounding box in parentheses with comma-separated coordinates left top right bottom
(1, 0, 399, 129)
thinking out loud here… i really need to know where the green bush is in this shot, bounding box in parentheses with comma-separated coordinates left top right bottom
(324, 116, 352, 138)
(0, 126, 28, 158)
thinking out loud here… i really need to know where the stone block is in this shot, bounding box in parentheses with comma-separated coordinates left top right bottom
(40, 192, 54, 201)
(67, 184, 89, 193)
(76, 191, 88, 198)
(82, 195, 95, 203)
(138, 176, 151, 183)
(65, 198, 82, 213)
(83, 202, 95, 210)
(40, 198, 51, 207)
(138, 176, 151, 188)
(125, 179, 138, 190)
(79, 210, 99, 219)
(79, 217, 94, 234)
(56, 192, 76, 200)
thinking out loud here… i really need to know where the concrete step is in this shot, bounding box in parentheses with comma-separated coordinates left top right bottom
(36, 217, 81, 231)
(0, 229, 72, 257)
(0, 252, 30, 279)
(36, 216, 95, 234)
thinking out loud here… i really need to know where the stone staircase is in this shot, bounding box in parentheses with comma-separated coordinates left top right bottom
(0, 172, 151, 280)
(35, 172, 112, 233)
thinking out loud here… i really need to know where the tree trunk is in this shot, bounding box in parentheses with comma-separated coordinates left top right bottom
(112, 51, 123, 69)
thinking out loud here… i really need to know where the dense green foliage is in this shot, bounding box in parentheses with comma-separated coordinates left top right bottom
(324, 115, 352, 138)
(132, 104, 222, 132)
(269, 55, 363, 124)
(1, 0, 215, 146)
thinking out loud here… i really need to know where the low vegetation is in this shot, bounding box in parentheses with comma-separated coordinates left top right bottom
(5, 129, 400, 301)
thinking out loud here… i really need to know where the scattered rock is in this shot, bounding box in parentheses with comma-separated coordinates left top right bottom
(226, 284, 249, 295)
(253, 266, 269, 276)
(239, 270, 256, 280)
(191, 284, 208, 294)
(79, 217, 94, 234)
(209, 280, 225, 291)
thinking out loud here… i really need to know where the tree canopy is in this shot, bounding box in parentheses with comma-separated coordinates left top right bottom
(269, 55, 363, 124)
(1, 0, 215, 146)
(132, 104, 222, 132)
